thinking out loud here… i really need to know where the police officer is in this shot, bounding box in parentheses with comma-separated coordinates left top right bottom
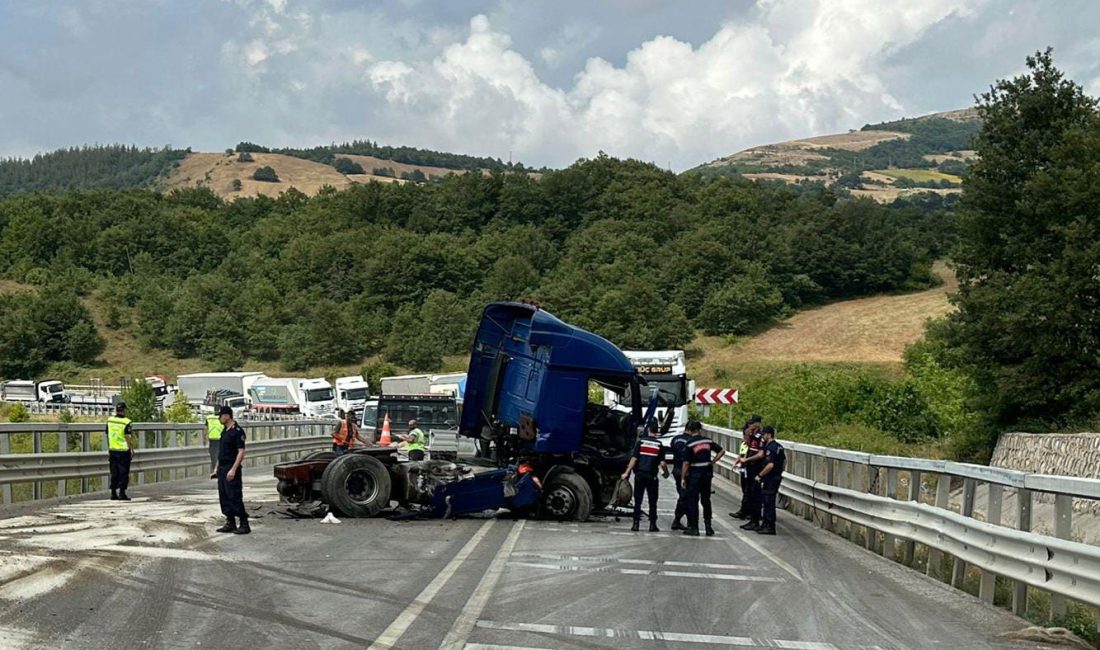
(754, 425, 785, 535)
(738, 426, 766, 531)
(730, 415, 762, 519)
(668, 423, 694, 531)
(620, 419, 668, 532)
(204, 410, 224, 479)
(215, 406, 250, 535)
(106, 402, 135, 501)
(402, 419, 427, 461)
(680, 421, 725, 537)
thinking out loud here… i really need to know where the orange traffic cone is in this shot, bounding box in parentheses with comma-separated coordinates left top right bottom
(379, 412, 392, 446)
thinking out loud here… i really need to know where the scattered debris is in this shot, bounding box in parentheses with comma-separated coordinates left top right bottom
(320, 512, 341, 524)
(997, 626, 1092, 649)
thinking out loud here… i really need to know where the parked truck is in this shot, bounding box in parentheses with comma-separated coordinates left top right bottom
(273, 301, 642, 520)
(177, 372, 265, 407)
(603, 350, 693, 437)
(335, 376, 370, 414)
(248, 377, 302, 416)
(379, 374, 432, 396)
(0, 379, 68, 403)
(297, 378, 336, 417)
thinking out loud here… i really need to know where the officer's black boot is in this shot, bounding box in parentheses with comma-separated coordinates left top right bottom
(729, 510, 746, 520)
(630, 520, 640, 532)
(216, 516, 237, 533)
(682, 527, 700, 536)
(649, 521, 660, 532)
(704, 521, 715, 536)
(670, 519, 684, 530)
(118, 491, 131, 501)
(234, 516, 251, 535)
(740, 520, 760, 531)
(110, 490, 118, 500)
(757, 525, 776, 536)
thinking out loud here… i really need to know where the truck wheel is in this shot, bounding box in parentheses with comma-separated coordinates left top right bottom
(541, 472, 593, 522)
(321, 454, 392, 517)
(303, 451, 337, 461)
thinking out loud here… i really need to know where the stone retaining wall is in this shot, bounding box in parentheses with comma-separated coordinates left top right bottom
(992, 431, 1100, 514)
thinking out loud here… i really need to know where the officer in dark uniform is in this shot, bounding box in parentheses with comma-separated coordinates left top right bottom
(668, 424, 694, 531)
(755, 425, 786, 535)
(621, 419, 668, 532)
(730, 415, 762, 519)
(739, 426, 766, 531)
(680, 421, 725, 537)
(215, 406, 250, 535)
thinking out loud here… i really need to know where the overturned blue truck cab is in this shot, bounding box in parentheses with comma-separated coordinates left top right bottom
(273, 301, 643, 520)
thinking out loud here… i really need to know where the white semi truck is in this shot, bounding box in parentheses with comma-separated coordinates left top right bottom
(335, 376, 370, 413)
(177, 372, 265, 407)
(0, 379, 68, 403)
(296, 378, 336, 417)
(603, 350, 693, 437)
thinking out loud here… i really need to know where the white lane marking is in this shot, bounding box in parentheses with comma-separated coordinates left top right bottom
(507, 561, 784, 583)
(476, 620, 848, 649)
(368, 520, 496, 650)
(465, 645, 555, 650)
(524, 526, 728, 540)
(439, 520, 526, 650)
(512, 553, 754, 571)
(714, 521, 803, 582)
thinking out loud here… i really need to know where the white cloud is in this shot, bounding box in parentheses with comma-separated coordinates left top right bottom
(366, 1, 981, 169)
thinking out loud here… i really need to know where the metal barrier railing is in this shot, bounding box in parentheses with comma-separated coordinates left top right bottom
(703, 423, 1100, 623)
(0, 419, 331, 505)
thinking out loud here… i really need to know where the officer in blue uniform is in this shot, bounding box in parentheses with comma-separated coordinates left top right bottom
(680, 421, 725, 537)
(755, 425, 786, 535)
(215, 406, 251, 535)
(668, 424, 694, 531)
(621, 419, 668, 532)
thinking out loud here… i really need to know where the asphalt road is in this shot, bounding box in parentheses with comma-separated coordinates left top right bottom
(0, 467, 1038, 650)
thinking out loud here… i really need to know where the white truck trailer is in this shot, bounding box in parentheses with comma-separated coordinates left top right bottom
(176, 372, 265, 407)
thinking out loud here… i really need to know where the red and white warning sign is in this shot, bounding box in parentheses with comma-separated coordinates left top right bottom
(694, 388, 739, 405)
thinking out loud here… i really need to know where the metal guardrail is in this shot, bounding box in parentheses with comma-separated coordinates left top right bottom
(703, 424, 1100, 623)
(0, 419, 331, 505)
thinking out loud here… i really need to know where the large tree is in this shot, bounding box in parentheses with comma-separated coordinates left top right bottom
(930, 50, 1100, 428)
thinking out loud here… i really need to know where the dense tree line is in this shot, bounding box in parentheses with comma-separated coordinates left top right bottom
(0, 155, 946, 374)
(0, 145, 188, 198)
(0, 287, 104, 377)
(917, 50, 1100, 458)
(236, 140, 536, 173)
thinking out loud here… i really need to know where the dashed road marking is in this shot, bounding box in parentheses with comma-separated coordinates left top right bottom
(512, 552, 755, 571)
(476, 620, 881, 649)
(440, 521, 526, 650)
(507, 561, 784, 582)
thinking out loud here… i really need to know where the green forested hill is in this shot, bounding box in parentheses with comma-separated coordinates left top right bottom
(0, 145, 188, 198)
(0, 154, 953, 378)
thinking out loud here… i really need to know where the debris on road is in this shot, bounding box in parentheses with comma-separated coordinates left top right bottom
(320, 512, 341, 524)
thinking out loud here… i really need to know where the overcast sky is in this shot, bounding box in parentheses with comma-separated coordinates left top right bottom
(1, 0, 1098, 170)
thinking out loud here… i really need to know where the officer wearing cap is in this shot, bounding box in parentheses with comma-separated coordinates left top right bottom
(680, 420, 725, 537)
(755, 425, 786, 535)
(215, 405, 250, 535)
(668, 422, 694, 531)
(621, 419, 669, 532)
(106, 402, 135, 501)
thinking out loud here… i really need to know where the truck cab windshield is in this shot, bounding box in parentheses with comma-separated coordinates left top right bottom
(614, 377, 687, 408)
(305, 388, 334, 402)
(46, 384, 64, 393)
(344, 388, 368, 401)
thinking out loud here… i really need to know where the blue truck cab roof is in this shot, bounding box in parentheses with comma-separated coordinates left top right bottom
(460, 302, 639, 454)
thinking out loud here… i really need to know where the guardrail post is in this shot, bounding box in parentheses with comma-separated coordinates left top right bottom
(951, 478, 977, 588)
(156, 431, 164, 483)
(824, 459, 836, 532)
(1051, 493, 1072, 620)
(865, 465, 879, 551)
(979, 483, 1003, 603)
(927, 473, 952, 580)
(1013, 488, 1033, 617)
(169, 427, 180, 481)
(33, 430, 42, 500)
(137, 428, 146, 485)
(57, 430, 67, 498)
(0, 433, 10, 504)
(81, 432, 90, 495)
(803, 455, 815, 522)
(903, 470, 922, 567)
(883, 468, 899, 561)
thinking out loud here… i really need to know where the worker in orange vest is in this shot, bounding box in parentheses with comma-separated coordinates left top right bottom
(332, 410, 368, 455)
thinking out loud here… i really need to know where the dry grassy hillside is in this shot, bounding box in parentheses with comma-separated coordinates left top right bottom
(691, 263, 957, 384)
(161, 152, 353, 198)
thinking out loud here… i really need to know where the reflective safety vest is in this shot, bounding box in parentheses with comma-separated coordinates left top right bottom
(333, 421, 355, 447)
(107, 416, 132, 451)
(739, 441, 749, 457)
(206, 415, 224, 441)
(406, 428, 426, 452)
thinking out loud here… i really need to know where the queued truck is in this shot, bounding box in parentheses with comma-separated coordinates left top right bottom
(177, 372, 265, 408)
(273, 301, 644, 520)
(335, 376, 370, 414)
(0, 379, 68, 404)
(604, 350, 693, 437)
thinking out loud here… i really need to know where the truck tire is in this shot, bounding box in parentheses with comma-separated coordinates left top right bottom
(541, 472, 593, 522)
(321, 454, 392, 517)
